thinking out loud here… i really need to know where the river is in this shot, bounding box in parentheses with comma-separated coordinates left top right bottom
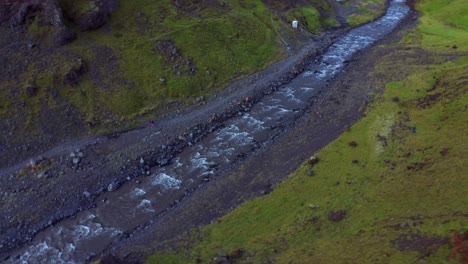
(7, 0, 409, 262)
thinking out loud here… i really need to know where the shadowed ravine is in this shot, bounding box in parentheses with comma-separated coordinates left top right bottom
(7, 1, 409, 263)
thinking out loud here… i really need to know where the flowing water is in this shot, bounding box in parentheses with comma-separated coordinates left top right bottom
(8, 1, 409, 262)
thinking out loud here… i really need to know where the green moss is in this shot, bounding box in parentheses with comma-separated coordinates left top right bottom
(286, 6, 321, 32)
(419, 0, 468, 30)
(345, 0, 386, 27)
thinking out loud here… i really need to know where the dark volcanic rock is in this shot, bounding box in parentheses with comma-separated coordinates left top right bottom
(63, 59, 88, 86)
(75, 0, 118, 31)
(51, 27, 76, 46)
(26, 84, 39, 97)
(328, 210, 347, 222)
(0, 0, 64, 27)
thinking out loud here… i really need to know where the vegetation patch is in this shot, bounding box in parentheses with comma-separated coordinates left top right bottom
(345, 0, 386, 27)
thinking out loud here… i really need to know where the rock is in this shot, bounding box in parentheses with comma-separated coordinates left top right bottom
(400, 221, 409, 229)
(36, 171, 46, 178)
(83, 191, 91, 198)
(211, 256, 230, 264)
(306, 169, 314, 176)
(107, 181, 119, 192)
(352, 160, 359, 164)
(63, 60, 87, 86)
(308, 156, 319, 166)
(229, 249, 243, 259)
(75, 0, 118, 31)
(328, 210, 347, 222)
(158, 158, 169, 166)
(333, 181, 340, 186)
(51, 27, 76, 46)
(72, 157, 81, 164)
(139, 157, 145, 164)
(26, 85, 39, 97)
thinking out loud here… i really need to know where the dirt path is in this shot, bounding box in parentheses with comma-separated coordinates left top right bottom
(0, 27, 344, 258)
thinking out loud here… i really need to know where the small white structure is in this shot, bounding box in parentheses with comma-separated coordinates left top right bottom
(292, 20, 299, 29)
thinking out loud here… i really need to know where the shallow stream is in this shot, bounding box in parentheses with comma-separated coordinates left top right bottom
(8, 1, 409, 262)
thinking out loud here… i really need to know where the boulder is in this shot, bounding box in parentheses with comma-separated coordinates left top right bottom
(328, 210, 347, 222)
(51, 27, 76, 46)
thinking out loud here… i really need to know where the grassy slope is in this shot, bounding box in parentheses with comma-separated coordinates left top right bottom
(62, 0, 283, 127)
(346, 0, 387, 27)
(146, 0, 468, 262)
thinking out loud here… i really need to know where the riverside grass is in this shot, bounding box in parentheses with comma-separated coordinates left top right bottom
(146, 0, 468, 263)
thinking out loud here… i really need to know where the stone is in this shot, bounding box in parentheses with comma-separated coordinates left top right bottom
(52, 27, 76, 46)
(83, 191, 91, 198)
(139, 157, 145, 164)
(308, 156, 319, 166)
(400, 221, 409, 229)
(211, 256, 230, 264)
(306, 169, 314, 176)
(328, 210, 347, 222)
(26, 85, 39, 97)
(107, 182, 118, 192)
(76, 0, 118, 31)
(72, 157, 81, 165)
(158, 158, 169, 166)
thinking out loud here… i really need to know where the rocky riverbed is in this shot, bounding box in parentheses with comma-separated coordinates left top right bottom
(0, 0, 414, 262)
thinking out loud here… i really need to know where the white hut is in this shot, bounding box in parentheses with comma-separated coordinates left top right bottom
(292, 20, 299, 29)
